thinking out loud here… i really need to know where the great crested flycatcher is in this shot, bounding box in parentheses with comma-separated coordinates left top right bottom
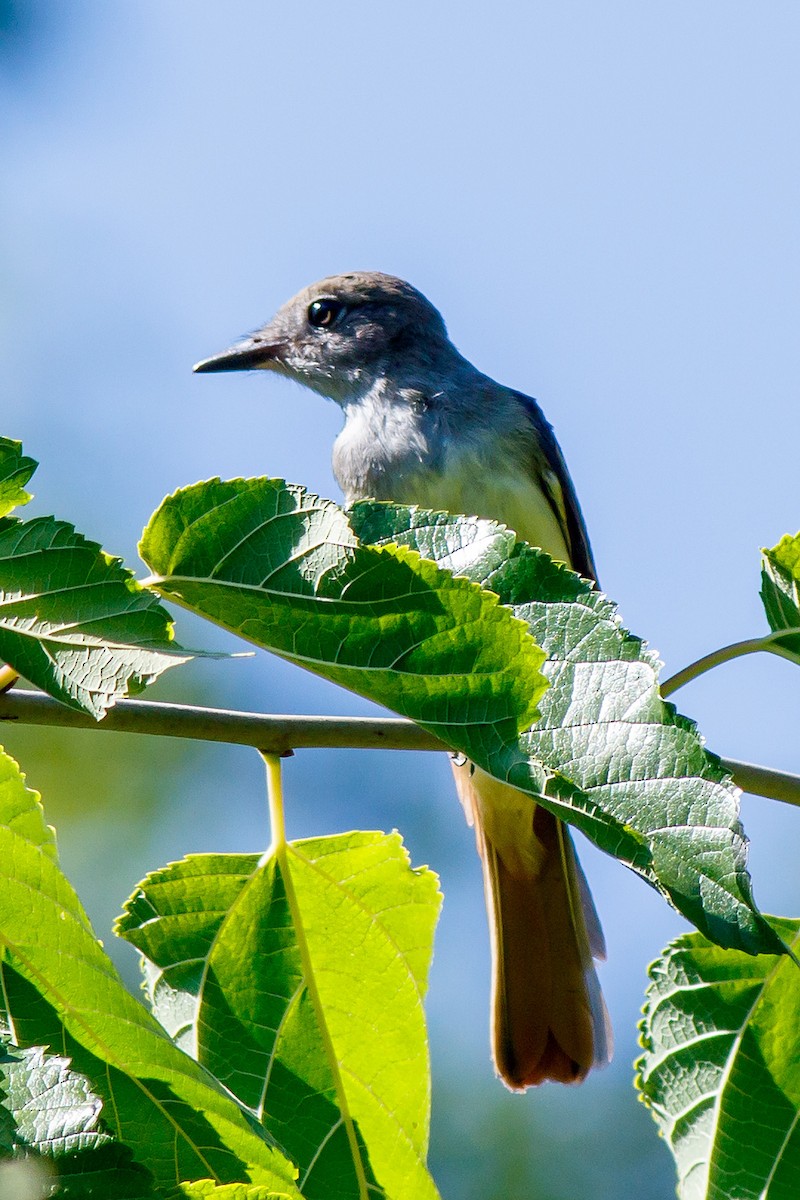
(195, 272, 611, 1089)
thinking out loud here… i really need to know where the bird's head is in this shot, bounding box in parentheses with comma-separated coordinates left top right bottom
(194, 271, 451, 403)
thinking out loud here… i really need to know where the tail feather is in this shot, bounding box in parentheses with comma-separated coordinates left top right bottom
(452, 759, 611, 1089)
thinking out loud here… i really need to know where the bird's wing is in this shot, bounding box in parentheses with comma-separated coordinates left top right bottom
(514, 391, 598, 584)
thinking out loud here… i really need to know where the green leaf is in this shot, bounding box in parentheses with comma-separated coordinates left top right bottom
(636, 919, 800, 1200)
(0, 747, 301, 1197)
(0, 438, 37, 518)
(0, 746, 58, 864)
(0, 515, 193, 717)
(176, 1183, 298, 1199)
(353, 503, 779, 956)
(761, 532, 800, 660)
(117, 832, 443, 1200)
(141, 479, 777, 956)
(0, 1039, 158, 1198)
(140, 478, 548, 742)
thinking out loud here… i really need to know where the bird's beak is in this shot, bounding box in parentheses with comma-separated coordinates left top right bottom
(193, 336, 282, 374)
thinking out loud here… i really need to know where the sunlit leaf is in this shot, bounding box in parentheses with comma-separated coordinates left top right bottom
(0, 438, 36, 519)
(140, 479, 778, 955)
(636, 919, 800, 1200)
(0, 747, 301, 1196)
(761, 532, 800, 660)
(140, 478, 548, 742)
(0, 515, 193, 717)
(353, 503, 780, 955)
(118, 831, 443, 1200)
(177, 1182, 299, 1199)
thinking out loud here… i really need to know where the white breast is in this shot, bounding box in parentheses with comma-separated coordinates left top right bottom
(333, 391, 572, 566)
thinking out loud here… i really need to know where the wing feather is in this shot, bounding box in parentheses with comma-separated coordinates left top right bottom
(513, 391, 598, 583)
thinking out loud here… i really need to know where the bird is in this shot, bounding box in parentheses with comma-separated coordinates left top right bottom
(194, 272, 611, 1089)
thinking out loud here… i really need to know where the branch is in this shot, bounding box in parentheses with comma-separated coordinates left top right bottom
(0, 689, 442, 753)
(717, 760, 800, 809)
(0, 689, 797, 808)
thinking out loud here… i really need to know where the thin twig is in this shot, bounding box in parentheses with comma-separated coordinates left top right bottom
(661, 631, 800, 697)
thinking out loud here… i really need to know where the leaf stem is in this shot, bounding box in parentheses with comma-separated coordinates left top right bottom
(261, 752, 286, 853)
(661, 632, 800, 697)
(0, 689, 798, 807)
(0, 666, 19, 694)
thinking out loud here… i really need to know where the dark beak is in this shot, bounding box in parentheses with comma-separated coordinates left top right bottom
(193, 337, 282, 374)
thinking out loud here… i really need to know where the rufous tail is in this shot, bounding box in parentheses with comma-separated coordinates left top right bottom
(452, 759, 611, 1089)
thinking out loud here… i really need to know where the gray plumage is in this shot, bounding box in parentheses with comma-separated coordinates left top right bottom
(195, 272, 597, 580)
(195, 271, 610, 1088)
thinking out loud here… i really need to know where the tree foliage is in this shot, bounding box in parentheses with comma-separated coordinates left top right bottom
(0, 436, 797, 1198)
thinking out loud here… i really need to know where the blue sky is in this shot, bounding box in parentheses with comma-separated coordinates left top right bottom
(2, 4, 799, 1196)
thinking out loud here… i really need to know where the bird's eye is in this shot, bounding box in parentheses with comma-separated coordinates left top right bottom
(307, 298, 345, 329)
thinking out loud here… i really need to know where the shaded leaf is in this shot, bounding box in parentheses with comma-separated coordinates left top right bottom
(0, 747, 301, 1196)
(0, 515, 192, 717)
(636, 919, 800, 1200)
(0, 438, 36, 518)
(117, 832, 442, 1200)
